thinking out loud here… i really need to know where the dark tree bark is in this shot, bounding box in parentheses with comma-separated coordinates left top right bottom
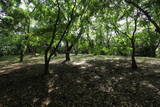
(66, 52, 70, 61)
(44, 50, 49, 75)
(131, 13, 138, 70)
(19, 49, 24, 62)
(65, 40, 70, 61)
(131, 38, 137, 70)
(65, 45, 73, 61)
(44, 60, 49, 75)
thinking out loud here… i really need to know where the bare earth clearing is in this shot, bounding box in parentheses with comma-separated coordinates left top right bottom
(0, 54, 160, 107)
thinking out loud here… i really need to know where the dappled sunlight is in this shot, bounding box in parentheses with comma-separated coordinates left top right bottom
(80, 66, 86, 69)
(154, 70, 160, 73)
(72, 60, 86, 65)
(94, 75, 101, 79)
(108, 57, 121, 60)
(76, 79, 82, 83)
(99, 83, 114, 93)
(48, 88, 55, 93)
(47, 77, 57, 94)
(42, 97, 51, 106)
(0, 62, 43, 75)
(72, 60, 93, 70)
(32, 97, 39, 103)
(141, 81, 159, 92)
(0, 55, 160, 106)
(0, 63, 23, 74)
(1, 0, 160, 106)
(157, 91, 160, 95)
(0, 56, 45, 75)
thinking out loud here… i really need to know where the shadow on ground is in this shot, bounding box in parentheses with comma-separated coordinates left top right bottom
(0, 59, 160, 107)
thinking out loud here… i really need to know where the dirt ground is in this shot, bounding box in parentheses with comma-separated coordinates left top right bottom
(0, 55, 160, 107)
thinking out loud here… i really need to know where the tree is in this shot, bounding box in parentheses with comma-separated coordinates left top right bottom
(108, 3, 139, 70)
(125, 0, 160, 34)
(31, 0, 79, 74)
(130, 11, 138, 70)
(0, 0, 31, 61)
(64, 22, 84, 61)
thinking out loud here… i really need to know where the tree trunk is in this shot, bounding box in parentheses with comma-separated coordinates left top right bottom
(19, 49, 24, 62)
(65, 40, 70, 61)
(44, 52, 50, 75)
(65, 52, 70, 61)
(150, 47, 156, 57)
(131, 12, 138, 71)
(33, 47, 37, 56)
(75, 50, 78, 55)
(54, 52, 57, 56)
(74, 45, 79, 55)
(19, 45, 26, 62)
(131, 39, 138, 70)
(44, 60, 49, 75)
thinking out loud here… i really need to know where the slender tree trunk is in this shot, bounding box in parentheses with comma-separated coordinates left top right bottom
(19, 49, 24, 62)
(130, 11, 138, 71)
(65, 40, 70, 61)
(150, 47, 156, 57)
(131, 39, 138, 70)
(33, 47, 37, 56)
(44, 51, 50, 75)
(19, 44, 26, 62)
(44, 60, 49, 75)
(75, 50, 78, 55)
(54, 52, 57, 56)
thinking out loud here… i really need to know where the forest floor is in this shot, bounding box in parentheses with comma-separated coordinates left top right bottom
(0, 54, 160, 107)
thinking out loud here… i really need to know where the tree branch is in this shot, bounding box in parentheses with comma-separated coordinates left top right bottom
(48, 0, 77, 60)
(125, 0, 160, 34)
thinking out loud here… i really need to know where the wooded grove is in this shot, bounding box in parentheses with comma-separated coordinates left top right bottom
(0, 0, 160, 106)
